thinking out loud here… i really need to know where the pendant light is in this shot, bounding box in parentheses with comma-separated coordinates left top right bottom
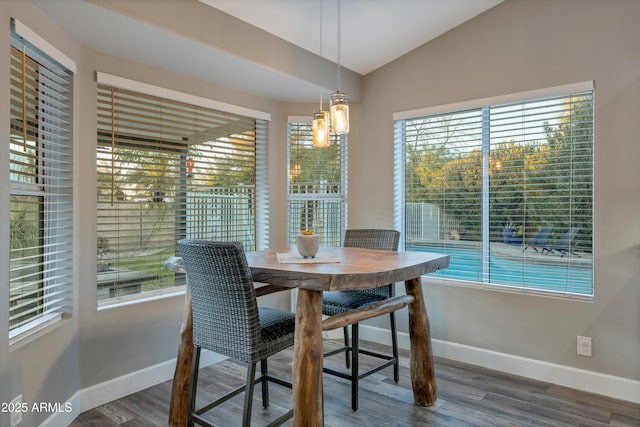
(312, 110, 330, 147)
(312, 0, 331, 147)
(330, 0, 349, 135)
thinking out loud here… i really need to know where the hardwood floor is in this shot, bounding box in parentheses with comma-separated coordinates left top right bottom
(70, 340, 640, 426)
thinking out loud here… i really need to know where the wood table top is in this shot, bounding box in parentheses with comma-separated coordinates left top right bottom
(245, 247, 450, 292)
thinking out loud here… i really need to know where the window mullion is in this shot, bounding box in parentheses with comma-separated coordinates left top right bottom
(481, 106, 490, 283)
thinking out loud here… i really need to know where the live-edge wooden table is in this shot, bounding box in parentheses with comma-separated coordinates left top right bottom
(167, 247, 450, 427)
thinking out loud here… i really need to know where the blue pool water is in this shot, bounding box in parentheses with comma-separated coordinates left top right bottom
(411, 245, 593, 295)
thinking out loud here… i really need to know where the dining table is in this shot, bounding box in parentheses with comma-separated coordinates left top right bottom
(166, 246, 450, 427)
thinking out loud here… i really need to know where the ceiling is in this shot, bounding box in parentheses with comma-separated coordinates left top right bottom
(199, 0, 503, 75)
(33, 0, 503, 102)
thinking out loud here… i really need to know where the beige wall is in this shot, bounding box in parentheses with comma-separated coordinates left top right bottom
(0, 1, 304, 425)
(1, 0, 638, 425)
(357, 0, 640, 382)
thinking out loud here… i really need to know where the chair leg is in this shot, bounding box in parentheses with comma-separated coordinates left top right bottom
(343, 325, 351, 369)
(390, 312, 399, 383)
(242, 363, 257, 427)
(351, 323, 359, 411)
(260, 359, 269, 408)
(187, 346, 202, 427)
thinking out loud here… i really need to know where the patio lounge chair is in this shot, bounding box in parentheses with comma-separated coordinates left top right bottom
(523, 226, 554, 252)
(541, 227, 581, 257)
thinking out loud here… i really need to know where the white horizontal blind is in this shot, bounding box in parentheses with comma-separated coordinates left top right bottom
(396, 87, 594, 297)
(9, 31, 74, 337)
(287, 121, 346, 247)
(96, 85, 265, 301)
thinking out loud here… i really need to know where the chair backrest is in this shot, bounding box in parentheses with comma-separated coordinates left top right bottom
(556, 227, 580, 249)
(343, 229, 400, 298)
(178, 239, 261, 362)
(533, 226, 554, 245)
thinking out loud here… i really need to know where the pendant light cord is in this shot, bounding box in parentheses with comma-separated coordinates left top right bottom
(336, 0, 342, 92)
(319, 0, 324, 110)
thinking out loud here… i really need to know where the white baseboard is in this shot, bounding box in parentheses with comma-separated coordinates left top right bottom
(357, 324, 640, 405)
(41, 351, 226, 427)
(39, 392, 80, 427)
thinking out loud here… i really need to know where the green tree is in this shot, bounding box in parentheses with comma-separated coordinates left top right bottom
(539, 94, 593, 246)
(405, 93, 593, 245)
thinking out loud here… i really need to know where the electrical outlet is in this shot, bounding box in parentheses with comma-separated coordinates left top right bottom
(9, 394, 22, 427)
(577, 336, 592, 357)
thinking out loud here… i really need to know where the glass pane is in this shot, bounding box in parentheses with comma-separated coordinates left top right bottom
(401, 90, 594, 296)
(288, 122, 345, 247)
(9, 195, 43, 329)
(488, 93, 593, 294)
(96, 146, 183, 299)
(404, 109, 484, 283)
(10, 46, 40, 184)
(9, 32, 74, 338)
(96, 85, 259, 300)
(9, 140, 38, 184)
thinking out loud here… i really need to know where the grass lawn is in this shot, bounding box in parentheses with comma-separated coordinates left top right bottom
(100, 246, 184, 293)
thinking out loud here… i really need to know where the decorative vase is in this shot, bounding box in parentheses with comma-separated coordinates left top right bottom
(296, 234, 320, 258)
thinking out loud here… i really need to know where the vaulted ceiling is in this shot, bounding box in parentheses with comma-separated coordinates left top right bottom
(34, 0, 503, 102)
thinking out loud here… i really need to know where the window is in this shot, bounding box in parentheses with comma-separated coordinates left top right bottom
(97, 79, 268, 302)
(9, 21, 74, 338)
(394, 83, 594, 298)
(287, 120, 347, 247)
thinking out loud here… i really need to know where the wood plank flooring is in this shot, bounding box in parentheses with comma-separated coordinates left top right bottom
(70, 340, 640, 426)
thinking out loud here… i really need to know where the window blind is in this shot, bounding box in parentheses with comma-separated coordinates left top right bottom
(287, 121, 347, 247)
(9, 29, 74, 337)
(395, 87, 594, 297)
(96, 85, 267, 301)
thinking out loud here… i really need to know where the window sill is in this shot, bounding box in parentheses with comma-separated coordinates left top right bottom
(421, 276, 594, 302)
(9, 313, 67, 350)
(97, 286, 186, 310)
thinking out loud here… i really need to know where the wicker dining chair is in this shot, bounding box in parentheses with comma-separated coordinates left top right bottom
(322, 229, 400, 411)
(178, 239, 294, 427)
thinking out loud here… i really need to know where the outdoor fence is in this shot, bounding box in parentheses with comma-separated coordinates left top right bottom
(186, 189, 255, 248)
(97, 187, 256, 260)
(405, 203, 460, 242)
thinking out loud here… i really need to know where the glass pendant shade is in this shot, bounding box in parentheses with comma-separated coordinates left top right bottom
(312, 111, 331, 147)
(330, 91, 349, 135)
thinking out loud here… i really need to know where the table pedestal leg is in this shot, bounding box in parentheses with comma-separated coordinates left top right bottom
(169, 288, 193, 427)
(404, 277, 437, 406)
(293, 289, 324, 427)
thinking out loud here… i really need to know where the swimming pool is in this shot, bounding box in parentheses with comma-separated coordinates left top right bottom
(410, 245, 593, 295)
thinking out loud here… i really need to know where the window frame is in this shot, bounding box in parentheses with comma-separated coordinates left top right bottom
(96, 74, 270, 307)
(286, 117, 348, 247)
(393, 81, 594, 299)
(8, 19, 75, 341)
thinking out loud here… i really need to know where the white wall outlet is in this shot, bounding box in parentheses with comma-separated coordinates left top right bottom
(577, 335, 592, 357)
(9, 394, 22, 427)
